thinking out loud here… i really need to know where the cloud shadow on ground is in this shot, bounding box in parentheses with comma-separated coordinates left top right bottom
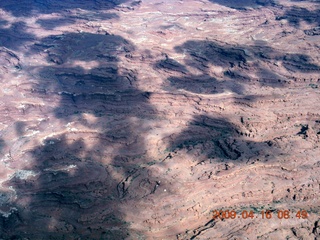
(208, 0, 276, 9)
(0, 0, 131, 17)
(0, 30, 167, 239)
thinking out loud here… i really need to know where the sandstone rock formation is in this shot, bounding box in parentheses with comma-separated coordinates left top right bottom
(0, 0, 319, 239)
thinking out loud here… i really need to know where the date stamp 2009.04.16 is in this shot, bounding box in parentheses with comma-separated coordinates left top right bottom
(212, 209, 308, 220)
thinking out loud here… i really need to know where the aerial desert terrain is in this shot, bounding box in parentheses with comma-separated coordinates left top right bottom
(0, 0, 319, 239)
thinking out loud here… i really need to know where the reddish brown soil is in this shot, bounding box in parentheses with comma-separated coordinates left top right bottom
(0, 0, 319, 239)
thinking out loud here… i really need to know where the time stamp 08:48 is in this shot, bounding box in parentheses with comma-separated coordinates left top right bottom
(212, 209, 308, 220)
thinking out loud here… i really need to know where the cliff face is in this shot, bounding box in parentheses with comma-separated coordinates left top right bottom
(0, 0, 319, 239)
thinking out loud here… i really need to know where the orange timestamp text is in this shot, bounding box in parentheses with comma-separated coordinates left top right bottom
(212, 209, 308, 220)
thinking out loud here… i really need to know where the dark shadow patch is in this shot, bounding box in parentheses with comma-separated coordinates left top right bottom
(297, 124, 309, 139)
(174, 41, 248, 70)
(276, 6, 320, 28)
(14, 122, 26, 136)
(304, 26, 320, 36)
(0, 19, 8, 26)
(0, 21, 35, 51)
(156, 55, 188, 74)
(2, 136, 131, 239)
(36, 12, 119, 30)
(0, 28, 169, 239)
(167, 115, 280, 163)
(0, 0, 130, 17)
(282, 54, 320, 72)
(0, 47, 22, 73)
(36, 18, 77, 30)
(167, 75, 244, 94)
(208, 0, 276, 10)
(0, 138, 5, 154)
(156, 40, 307, 96)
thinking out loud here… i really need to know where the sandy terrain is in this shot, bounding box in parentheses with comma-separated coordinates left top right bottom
(0, 0, 319, 239)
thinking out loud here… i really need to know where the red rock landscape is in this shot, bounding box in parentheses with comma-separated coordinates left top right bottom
(0, 0, 319, 239)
